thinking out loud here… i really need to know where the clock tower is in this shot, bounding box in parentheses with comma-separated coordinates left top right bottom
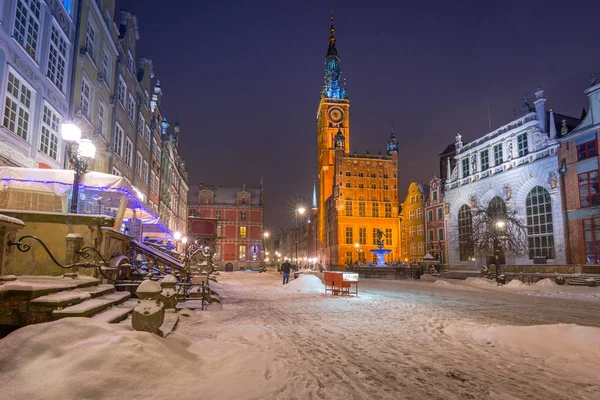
(317, 12, 350, 249)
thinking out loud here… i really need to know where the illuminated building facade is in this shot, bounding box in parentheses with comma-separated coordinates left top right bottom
(316, 14, 399, 267)
(188, 183, 264, 271)
(399, 182, 428, 263)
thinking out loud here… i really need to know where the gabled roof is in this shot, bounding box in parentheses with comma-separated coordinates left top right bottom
(438, 142, 456, 157)
(550, 111, 582, 139)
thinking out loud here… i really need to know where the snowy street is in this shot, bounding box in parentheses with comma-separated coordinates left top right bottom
(1, 271, 600, 400)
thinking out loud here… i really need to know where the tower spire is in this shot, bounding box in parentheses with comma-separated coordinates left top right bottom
(327, 10, 337, 57)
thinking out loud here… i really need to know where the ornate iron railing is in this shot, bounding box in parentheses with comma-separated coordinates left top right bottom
(8, 235, 117, 282)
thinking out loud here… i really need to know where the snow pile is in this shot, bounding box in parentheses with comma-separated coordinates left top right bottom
(535, 278, 558, 287)
(420, 273, 437, 282)
(284, 274, 325, 294)
(0, 318, 282, 400)
(473, 324, 600, 380)
(464, 277, 495, 286)
(434, 280, 451, 286)
(505, 279, 526, 288)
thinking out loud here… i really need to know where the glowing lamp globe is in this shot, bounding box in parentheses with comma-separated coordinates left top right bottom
(297, 207, 306, 215)
(78, 139, 96, 159)
(181, 237, 188, 244)
(61, 123, 82, 142)
(173, 231, 182, 241)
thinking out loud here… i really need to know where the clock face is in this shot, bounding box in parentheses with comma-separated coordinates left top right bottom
(328, 107, 344, 124)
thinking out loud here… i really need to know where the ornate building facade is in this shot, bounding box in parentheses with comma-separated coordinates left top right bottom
(0, 0, 78, 169)
(444, 89, 580, 268)
(188, 183, 264, 271)
(399, 182, 428, 263)
(316, 15, 399, 267)
(424, 175, 447, 264)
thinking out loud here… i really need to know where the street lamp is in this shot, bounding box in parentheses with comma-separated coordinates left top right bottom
(494, 220, 506, 285)
(263, 231, 270, 265)
(61, 123, 96, 214)
(295, 206, 306, 269)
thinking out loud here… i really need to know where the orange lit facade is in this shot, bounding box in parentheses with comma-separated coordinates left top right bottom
(399, 182, 428, 263)
(317, 15, 399, 267)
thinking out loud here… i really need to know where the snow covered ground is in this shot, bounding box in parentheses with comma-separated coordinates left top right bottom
(1, 271, 599, 399)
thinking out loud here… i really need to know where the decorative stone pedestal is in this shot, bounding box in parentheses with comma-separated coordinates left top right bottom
(132, 280, 165, 335)
(159, 274, 178, 309)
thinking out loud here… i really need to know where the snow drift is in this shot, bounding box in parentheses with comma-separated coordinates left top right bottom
(284, 274, 325, 294)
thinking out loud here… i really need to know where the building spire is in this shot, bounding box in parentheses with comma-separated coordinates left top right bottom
(312, 180, 318, 210)
(327, 10, 337, 57)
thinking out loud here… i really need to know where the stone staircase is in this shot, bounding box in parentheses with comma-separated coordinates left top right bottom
(567, 276, 600, 286)
(0, 275, 137, 327)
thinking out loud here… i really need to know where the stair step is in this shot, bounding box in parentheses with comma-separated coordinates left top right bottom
(0, 276, 99, 301)
(29, 291, 91, 310)
(91, 299, 138, 323)
(78, 284, 115, 298)
(52, 292, 130, 319)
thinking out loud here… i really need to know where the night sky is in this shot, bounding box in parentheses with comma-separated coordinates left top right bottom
(119, 0, 600, 231)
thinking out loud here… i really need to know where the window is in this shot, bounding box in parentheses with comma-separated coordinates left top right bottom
(124, 138, 133, 168)
(526, 186, 555, 259)
(358, 183, 364, 188)
(345, 200, 352, 216)
(127, 51, 134, 75)
(142, 161, 148, 184)
(416, 208, 423, 219)
(410, 196, 415, 204)
(137, 112, 144, 136)
(358, 201, 365, 217)
(417, 225, 424, 236)
(583, 218, 600, 264)
(239, 226, 247, 238)
(62, 0, 72, 13)
(577, 139, 597, 161)
(80, 78, 91, 119)
(383, 184, 389, 190)
(370, 173, 376, 178)
(117, 76, 126, 107)
(517, 134, 528, 157)
(383, 173, 389, 179)
(410, 243, 416, 255)
(216, 210, 221, 219)
(14, 0, 41, 59)
(418, 242, 424, 255)
(437, 207, 443, 220)
(358, 172, 364, 177)
(216, 225, 222, 237)
(346, 183, 351, 188)
(149, 170, 155, 193)
(458, 205, 473, 261)
(239, 245, 246, 260)
(493, 143, 503, 165)
(47, 25, 67, 91)
(432, 191, 438, 201)
(371, 184, 377, 189)
(345, 172, 351, 176)
(428, 230, 434, 242)
(113, 124, 124, 157)
(135, 151, 142, 177)
(462, 158, 470, 178)
(3, 70, 34, 141)
(385, 229, 392, 245)
(438, 228, 444, 241)
(112, 167, 121, 176)
(488, 196, 506, 217)
(359, 227, 366, 245)
(480, 150, 489, 171)
(241, 211, 247, 221)
(372, 228, 378, 245)
(372, 202, 379, 217)
(409, 226, 415, 237)
(154, 175, 160, 194)
(145, 125, 151, 147)
(97, 101, 106, 137)
(39, 104, 60, 160)
(101, 50, 110, 83)
(128, 93, 135, 121)
(409, 210, 415, 221)
(345, 227, 353, 244)
(85, 20, 96, 59)
(345, 252, 353, 266)
(384, 203, 392, 218)
(578, 170, 600, 208)
(427, 210, 433, 222)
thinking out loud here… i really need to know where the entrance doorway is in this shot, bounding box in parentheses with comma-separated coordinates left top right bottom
(225, 263, 233, 272)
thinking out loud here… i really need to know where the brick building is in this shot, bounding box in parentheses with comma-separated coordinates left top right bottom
(188, 183, 264, 271)
(558, 79, 600, 265)
(399, 182, 428, 263)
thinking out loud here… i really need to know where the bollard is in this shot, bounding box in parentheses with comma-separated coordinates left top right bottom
(132, 280, 165, 335)
(159, 274, 178, 309)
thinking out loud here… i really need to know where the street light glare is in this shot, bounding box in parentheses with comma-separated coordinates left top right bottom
(297, 207, 306, 215)
(78, 138, 96, 159)
(264, 231, 270, 238)
(496, 220, 506, 229)
(181, 237, 188, 244)
(61, 123, 82, 142)
(173, 231, 182, 241)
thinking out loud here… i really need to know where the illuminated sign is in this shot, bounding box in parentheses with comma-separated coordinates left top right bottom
(342, 273, 358, 282)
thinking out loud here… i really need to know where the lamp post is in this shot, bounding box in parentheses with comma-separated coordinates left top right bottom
(263, 231, 270, 266)
(61, 123, 96, 214)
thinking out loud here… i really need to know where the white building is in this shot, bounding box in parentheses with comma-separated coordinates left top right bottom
(0, 0, 79, 169)
(444, 89, 579, 268)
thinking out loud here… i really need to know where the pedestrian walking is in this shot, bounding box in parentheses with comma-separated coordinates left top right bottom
(281, 260, 292, 285)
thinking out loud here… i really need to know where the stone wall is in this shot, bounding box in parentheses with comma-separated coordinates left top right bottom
(0, 210, 114, 276)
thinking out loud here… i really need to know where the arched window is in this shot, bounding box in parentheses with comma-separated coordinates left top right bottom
(487, 196, 506, 218)
(526, 186, 555, 259)
(458, 204, 473, 261)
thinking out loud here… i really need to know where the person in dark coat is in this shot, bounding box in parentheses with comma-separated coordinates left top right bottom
(281, 260, 292, 284)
